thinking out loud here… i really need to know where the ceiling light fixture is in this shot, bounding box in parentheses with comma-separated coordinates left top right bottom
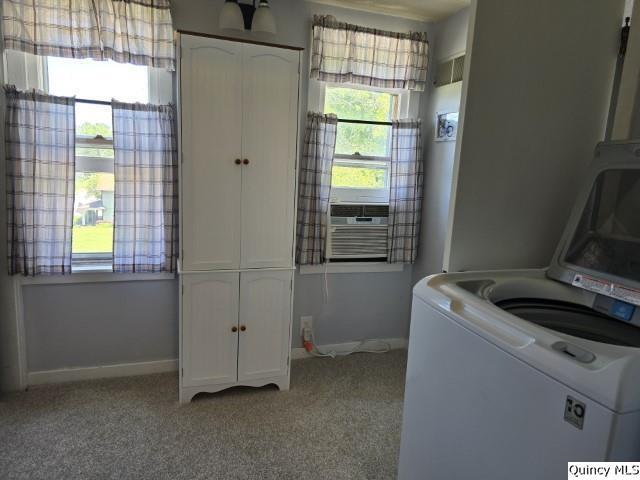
(218, 0, 277, 34)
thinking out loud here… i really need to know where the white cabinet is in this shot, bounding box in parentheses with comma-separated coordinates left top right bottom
(181, 273, 239, 388)
(238, 270, 293, 382)
(180, 36, 243, 271)
(178, 33, 300, 403)
(180, 270, 293, 402)
(180, 35, 299, 272)
(240, 45, 299, 269)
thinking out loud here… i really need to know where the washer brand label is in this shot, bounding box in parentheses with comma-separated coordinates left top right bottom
(564, 396, 585, 430)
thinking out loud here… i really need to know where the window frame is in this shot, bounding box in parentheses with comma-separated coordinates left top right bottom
(4, 51, 173, 276)
(320, 83, 408, 204)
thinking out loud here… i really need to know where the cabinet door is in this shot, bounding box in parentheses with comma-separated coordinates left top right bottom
(182, 273, 239, 387)
(240, 45, 300, 269)
(181, 35, 243, 271)
(238, 270, 293, 382)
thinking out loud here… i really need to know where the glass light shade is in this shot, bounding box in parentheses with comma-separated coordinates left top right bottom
(219, 0, 244, 30)
(251, 1, 276, 34)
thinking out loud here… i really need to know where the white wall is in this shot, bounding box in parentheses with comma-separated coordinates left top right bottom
(444, 0, 624, 273)
(1, 0, 434, 388)
(412, 7, 470, 284)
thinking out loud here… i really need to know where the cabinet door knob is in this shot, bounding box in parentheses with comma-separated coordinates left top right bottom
(242, 158, 250, 165)
(231, 326, 238, 333)
(234, 158, 242, 165)
(240, 325, 247, 332)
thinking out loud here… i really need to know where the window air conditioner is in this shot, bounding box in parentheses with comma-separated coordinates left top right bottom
(326, 204, 389, 260)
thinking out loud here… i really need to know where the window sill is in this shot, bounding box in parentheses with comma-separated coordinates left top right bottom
(299, 262, 404, 275)
(18, 271, 176, 285)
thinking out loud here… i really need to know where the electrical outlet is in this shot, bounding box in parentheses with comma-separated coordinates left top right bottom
(300, 316, 313, 336)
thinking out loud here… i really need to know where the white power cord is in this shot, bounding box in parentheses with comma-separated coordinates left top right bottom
(306, 328, 390, 358)
(308, 261, 389, 357)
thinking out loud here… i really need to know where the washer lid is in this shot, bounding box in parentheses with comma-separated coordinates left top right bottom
(548, 141, 640, 306)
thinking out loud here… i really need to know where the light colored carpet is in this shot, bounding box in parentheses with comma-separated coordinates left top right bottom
(0, 350, 407, 480)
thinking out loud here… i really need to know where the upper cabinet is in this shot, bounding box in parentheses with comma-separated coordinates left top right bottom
(241, 45, 299, 269)
(180, 36, 243, 271)
(179, 35, 300, 272)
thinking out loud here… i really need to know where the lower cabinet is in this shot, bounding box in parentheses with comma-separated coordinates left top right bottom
(180, 270, 293, 403)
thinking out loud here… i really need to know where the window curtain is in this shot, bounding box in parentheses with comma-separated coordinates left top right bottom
(2, 0, 175, 70)
(112, 101, 178, 273)
(311, 15, 429, 91)
(388, 119, 423, 264)
(5, 86, 75, 276)
(296, 113, 338, 265)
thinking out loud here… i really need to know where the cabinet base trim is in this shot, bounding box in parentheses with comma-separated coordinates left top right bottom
(290, 337, 408, 360)
(180, 373, 290, 404)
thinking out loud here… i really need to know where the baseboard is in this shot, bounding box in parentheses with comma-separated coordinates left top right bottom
(26, 339, 408, 386)
(291, 337, 408, 360)
(27, 358, 178, 386)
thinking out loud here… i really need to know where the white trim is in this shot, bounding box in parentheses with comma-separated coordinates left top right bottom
(291, 337, 408, 359)
(178, 266, 296, 275)
(299, 262, 404, 275)
(24, 337, 406, 386)
(20, 272, 176, 285)
(13, 278, 28, 390)
(27, 359, 178, 386)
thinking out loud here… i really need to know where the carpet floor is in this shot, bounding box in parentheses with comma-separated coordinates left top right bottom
(0, 350, 407, 480)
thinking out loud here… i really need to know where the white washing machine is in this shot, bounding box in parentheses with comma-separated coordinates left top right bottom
(398, 141, 640, 480)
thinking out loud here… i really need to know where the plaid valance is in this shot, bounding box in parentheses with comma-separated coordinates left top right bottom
(311, 15, 429, 91)
(2, 0, 175, 70)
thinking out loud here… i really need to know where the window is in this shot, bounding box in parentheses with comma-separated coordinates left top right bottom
(323, 86, 399, 202)
(46, 58, 151, 270)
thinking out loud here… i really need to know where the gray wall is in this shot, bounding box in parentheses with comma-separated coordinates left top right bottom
(444, 0, 624, 273)
(412, 8, 470, 285)
(23, 281, 178, 371)
(293, 269, 413, 346)
(9, 0, 434, 378)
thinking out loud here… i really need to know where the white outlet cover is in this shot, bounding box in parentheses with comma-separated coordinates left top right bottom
(300, 316, 313, 334)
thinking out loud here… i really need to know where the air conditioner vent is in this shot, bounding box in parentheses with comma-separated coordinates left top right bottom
(435, 54, 465, 87)
(329, 226, 388, 258)
(435, 59, 453, 87)
(327, 203, 389, 260)
(363, 205, 389, 217)
(452, 55, 465, 83)
(331, 204, 363, 217)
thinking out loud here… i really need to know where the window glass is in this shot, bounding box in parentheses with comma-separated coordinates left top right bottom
(72, 102, 115, 258)
(332, 163, 388, 189)
(72, 172, 115, 256)
(334, 123, 391, 157)
(324, 87, 396, 122)
(47, 57, 149, 103)
(324, 86, 396, 158)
